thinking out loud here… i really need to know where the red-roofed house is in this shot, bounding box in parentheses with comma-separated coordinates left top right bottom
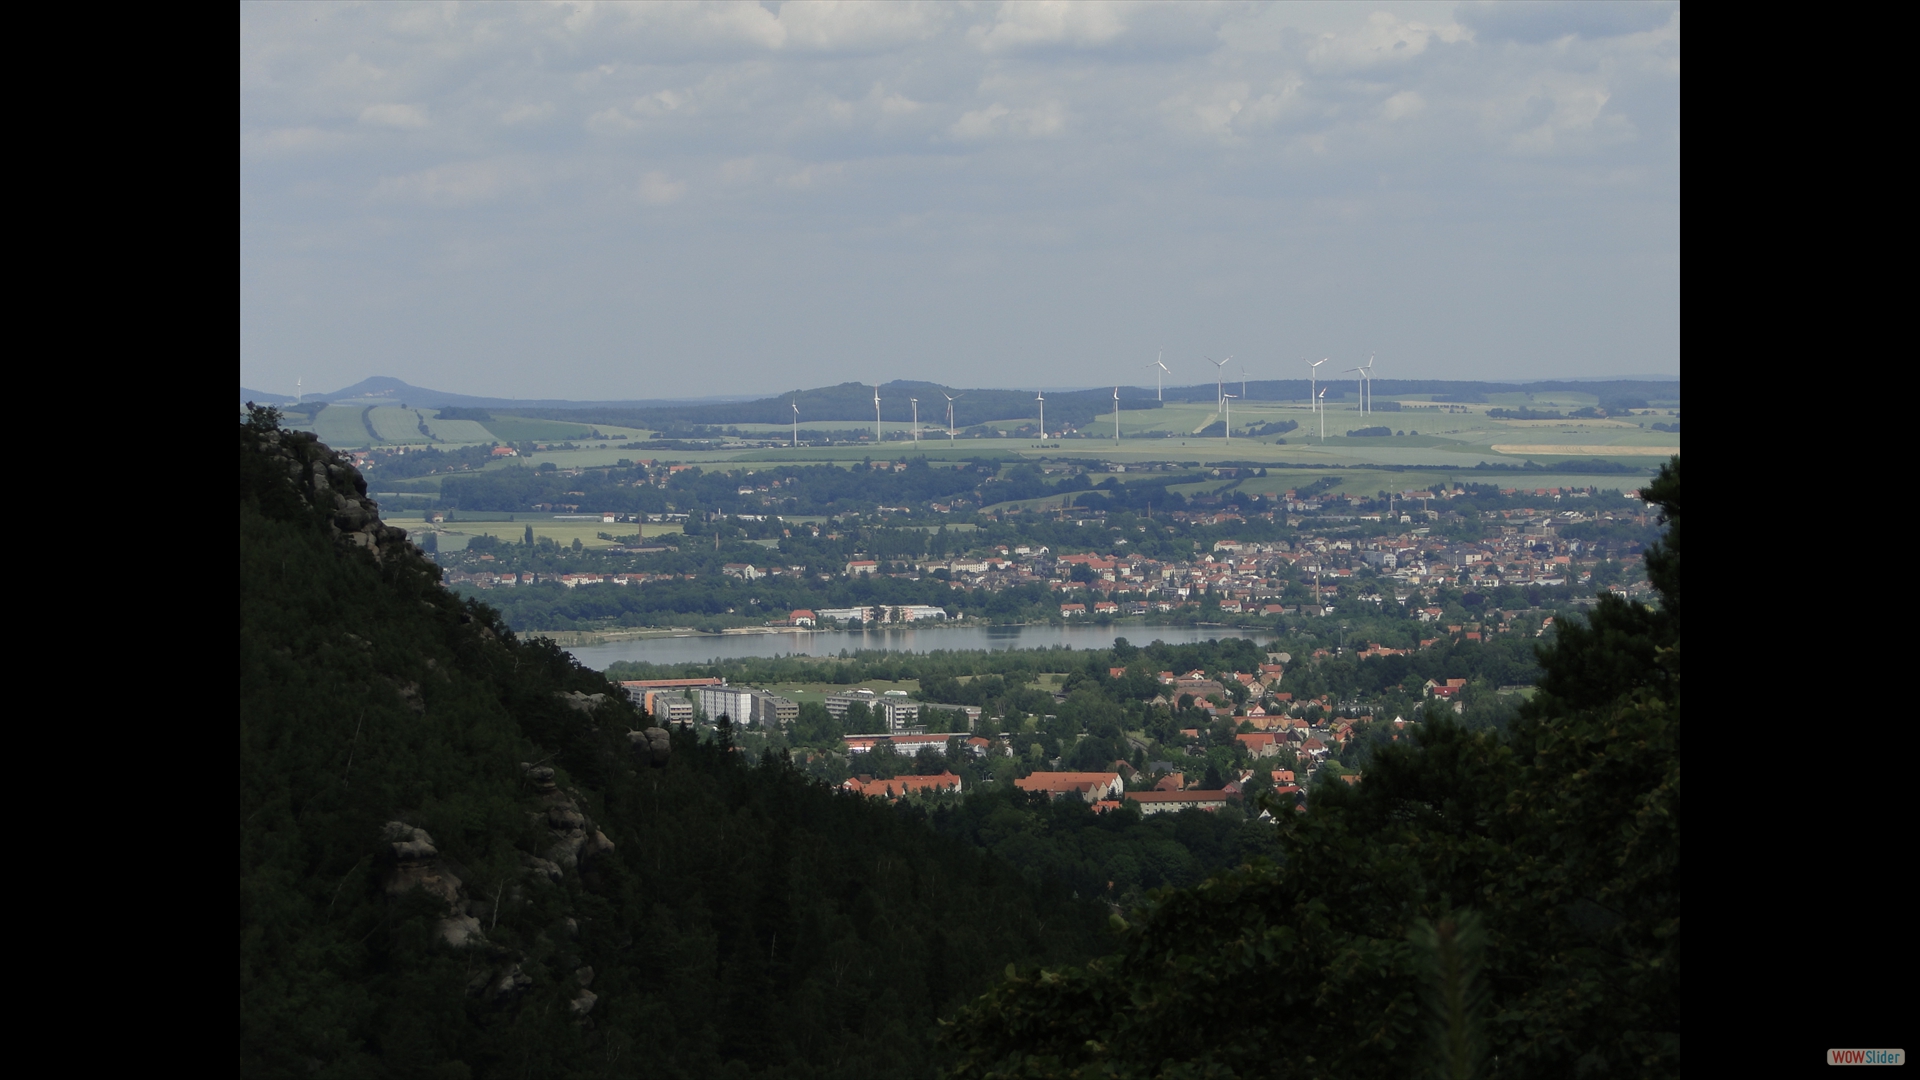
(839, 772, 963, 799)
(1235, 733, 1282, 757)
(1015, 772, 1124, 802)
(1125, 789, 1230, 815)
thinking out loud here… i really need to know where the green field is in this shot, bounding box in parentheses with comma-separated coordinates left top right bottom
(423, 414, 497, 442)
(427, 518, 685, 552)
(368, 407, 434, 443)
(306, 403, 379, 447)
(480, 414, 649, 443)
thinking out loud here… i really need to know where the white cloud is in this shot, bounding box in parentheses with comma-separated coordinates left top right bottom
(247, 126, 355, 156)
(970, 1, 1127, 52)
(949, 101, 1065, 140)
(500, 102, 553, 126)
(1380, 91, 1426, 121)
(636, 170, 687, 205)
(572, 1, 788, 51)
(371, 161, 533, 206)
(778, 162, 845, 190)
(359, 103, 428, 129)
(1306, 12, 1465, 72)
(777, 1, 946, 50)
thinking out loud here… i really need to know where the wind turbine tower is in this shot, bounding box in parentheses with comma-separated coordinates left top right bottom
(1152, 352, 1169, 401)
(1363, 354, 1376, 415)
(1318, 388, 1327, 441)
(791, 400, 798, 448)
(1113, 387, 1121, 444)
(1035, 389, 1045, 440)
(873, 384, 882, 442)
(910, 397, 919, 443)
(1240, 366, 1249, 401)
(944, 392, 961, 445)
(1309, 359, 1326, 417)
(1222, 393, 1235, 445)
(1210, 356, 1231, 412)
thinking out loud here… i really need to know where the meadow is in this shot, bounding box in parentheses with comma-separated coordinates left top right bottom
(426, 518, 685, 552)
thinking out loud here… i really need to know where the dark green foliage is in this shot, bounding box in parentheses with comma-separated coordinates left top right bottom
(240, 415, 1107, 1078)
(938, 458, 1681, 1079)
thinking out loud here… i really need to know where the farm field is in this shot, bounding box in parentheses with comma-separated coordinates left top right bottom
(307, 404, 379, 447)
(368, 407, 435, 443)
(479, 414, 649, 443)
(427, 518, 685, 552)
(423, 414, 496, 442)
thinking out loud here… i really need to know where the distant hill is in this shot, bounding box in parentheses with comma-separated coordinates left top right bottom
(243, 374, 1679, 427)
(240, 376, 759, 411)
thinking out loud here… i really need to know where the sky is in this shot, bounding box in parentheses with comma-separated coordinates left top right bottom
(240, 1, 1679, 401)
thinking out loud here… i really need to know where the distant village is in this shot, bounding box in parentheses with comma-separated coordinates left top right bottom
(443, 484, 1656, 623)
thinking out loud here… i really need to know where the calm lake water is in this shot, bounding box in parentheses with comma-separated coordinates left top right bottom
(563, 624, 1268, 670)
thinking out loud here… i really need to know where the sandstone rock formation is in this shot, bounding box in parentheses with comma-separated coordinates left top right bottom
(630, 727, 672, 767)
(247, 422, 425, 568)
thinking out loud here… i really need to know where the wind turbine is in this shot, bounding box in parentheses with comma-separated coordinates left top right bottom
(1318, 388, 1327, 442)
(791, 400, 798, 448)
(1309, 359, 1326, 417)
(1209, 356, 1231, 412)
(1113, 386, 1122, 444)
(292, 376, 302, 407)
(1035, 389, 1045, 440)
(910, 397, 920, 443)
(943, 392, 961, 444)
(1240, 365, 1249, 401)
(1362, 354, 1376, 415)
(1222, 393, 1236, 445)
(1151, 351, 1170, 401)
(873, 384, 882, 442)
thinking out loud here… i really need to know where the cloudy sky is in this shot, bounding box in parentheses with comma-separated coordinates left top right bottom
(240, 1, 1679, 400)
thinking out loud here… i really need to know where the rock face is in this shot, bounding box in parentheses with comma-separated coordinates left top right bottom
(630, 727, 673, 768)
(381, 822, 466, 910)
(556, 691, 608, 714)
(521, 763, 615, 876)
(246, 423, 428, 568)
(380, 821, 498, 955)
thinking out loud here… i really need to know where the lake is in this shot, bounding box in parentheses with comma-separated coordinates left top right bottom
(563, 623, 1269, 669)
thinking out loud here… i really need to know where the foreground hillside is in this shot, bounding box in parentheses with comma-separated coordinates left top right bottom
(239, 408, 1106, 1079)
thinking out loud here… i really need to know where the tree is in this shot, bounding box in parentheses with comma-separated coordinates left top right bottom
(523, 524, 534, 546)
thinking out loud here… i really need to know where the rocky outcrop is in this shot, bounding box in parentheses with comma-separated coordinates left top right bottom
(381, 822, 488, 949)
(521, 763, 615, 877)
(555, 690, 609, 714)
(630, 727, 672, 768)
(246, 422, 428, 569)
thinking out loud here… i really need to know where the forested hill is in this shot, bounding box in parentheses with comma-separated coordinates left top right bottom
(239, 408, 1107, 1078)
